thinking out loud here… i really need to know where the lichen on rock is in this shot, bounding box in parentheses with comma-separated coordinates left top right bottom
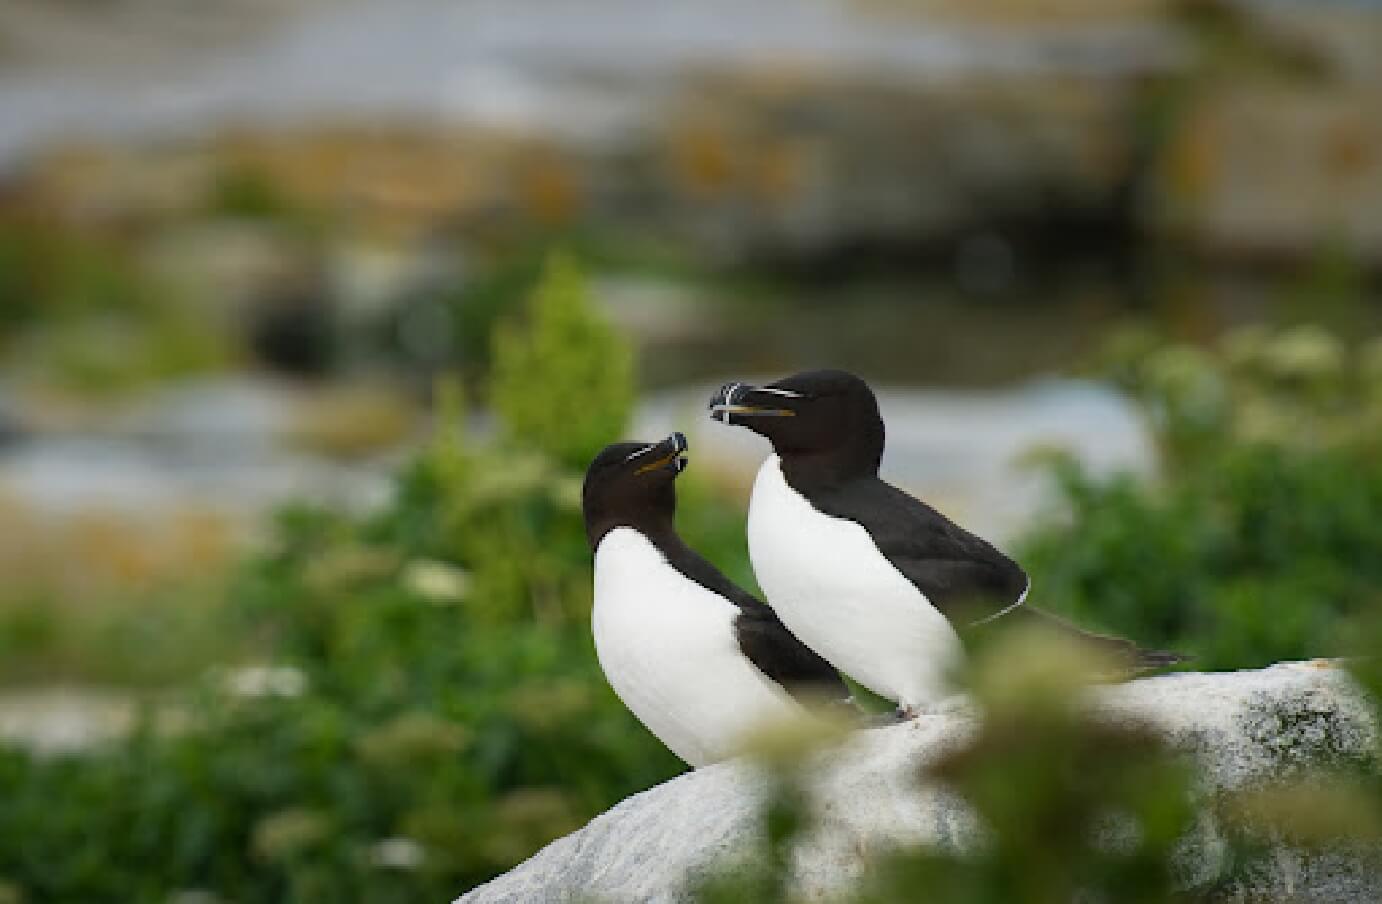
(457, 661, 1381, 904)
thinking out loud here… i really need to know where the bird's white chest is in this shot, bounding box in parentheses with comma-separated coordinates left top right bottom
(747, 455, 963, 707)
(592, 528, 799, 767)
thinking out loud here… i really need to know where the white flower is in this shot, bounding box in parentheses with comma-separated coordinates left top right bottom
(167, 891, 222, 904)
(370, 837, 425, 870)
(1263, 325, 1344, 381)
(402, 559, 472, 604)
(221, 665, 307, 699)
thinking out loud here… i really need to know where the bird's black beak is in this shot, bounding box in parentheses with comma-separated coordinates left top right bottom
(708, 382, 799, 425)
(633, 432, 689, 475)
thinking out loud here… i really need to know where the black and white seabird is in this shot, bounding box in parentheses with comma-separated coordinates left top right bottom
(583, 432, 849, 767)
(708, 370, 1182, 715)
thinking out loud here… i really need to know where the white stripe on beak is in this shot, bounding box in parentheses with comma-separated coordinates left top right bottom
(623, 442, 658, 462)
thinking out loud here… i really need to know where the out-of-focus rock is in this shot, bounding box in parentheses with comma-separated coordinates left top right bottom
(459, 661, 1380, 904)
(4, 1, 1381, 265)
(144, 221, 312, 319)
(1165, 81, 1382, 264)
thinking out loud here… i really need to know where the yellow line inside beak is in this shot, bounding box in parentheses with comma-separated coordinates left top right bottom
(635, 453, 677, 475)
(711, 405, 796, 417)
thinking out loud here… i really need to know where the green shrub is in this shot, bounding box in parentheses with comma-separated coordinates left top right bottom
(696, 631, 1200, 904)
(700, 324, 1382, 903)
(1022, 326, 1382, 669)
(0, 220, 151, 336)
(0, 253, 697, 901)
(491, 250, 634, 469)
(0, 217, 230, 389)
(696, 626, 1382, 904)
(3, 248, 1377, 902)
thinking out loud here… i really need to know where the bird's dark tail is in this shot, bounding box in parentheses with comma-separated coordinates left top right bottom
(1130, 645, 1192, 672)
(978, 605, 1190, 676)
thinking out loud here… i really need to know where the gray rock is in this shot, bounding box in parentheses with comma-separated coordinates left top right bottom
(0, 0, 1177, 162)
(458, 661, 1379, 904)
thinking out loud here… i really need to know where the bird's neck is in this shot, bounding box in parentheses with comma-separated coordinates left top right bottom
(592, 519, 746, 605)
(774, 411, 884, 493)
(585, 511, 677, 552)
(776, 447, 879, 495)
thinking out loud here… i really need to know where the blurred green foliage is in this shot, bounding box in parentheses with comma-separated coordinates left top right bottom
(0, 217, 230, 391)
(385, 231, 698, 386)
(694, 321, 1382, 903)
(0, 588, 232, 689)
(0, 253, 709, 901)
(0, 219, 149, 334)
(707, 322, 1382, 902)
(697, 634, 1382, 904)
(888, 642, 1194, 904)
(209, 165, 298, 222)
(698, 631, 1204, 904)
(1020, 325, 1382, 670)
(491, 250, 634, 469)
(408, 250, 548, 382)
(1, 239, 1379, 902)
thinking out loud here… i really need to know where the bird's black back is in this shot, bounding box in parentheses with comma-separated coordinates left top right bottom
(795, 475, 1030, 630)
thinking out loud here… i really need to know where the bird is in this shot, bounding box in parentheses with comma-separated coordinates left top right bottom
(708, 369, 1183, 717)
(583, 431, 850, 767)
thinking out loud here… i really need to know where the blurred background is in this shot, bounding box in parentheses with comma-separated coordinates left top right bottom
(0, 0, 1380, 900)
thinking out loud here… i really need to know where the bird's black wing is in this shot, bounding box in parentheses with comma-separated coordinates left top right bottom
(804, 479, 1187, 670)
(665, 538, 850, 704)
(811, 478, 1030, 629)
(733, 601, 852, 704)
(991, 605, 1190, 671)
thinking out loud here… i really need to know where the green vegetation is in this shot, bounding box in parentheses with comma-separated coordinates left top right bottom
(1020, 326, 1382, 670)
(695, 321, 1382, 902)
(697, 625, 1382, 904)
(0, 245, 1378, 902)
(209, 165, 299, 222)
(0, 217, 230, 392)
(402, 232, 701, 389)
(491, 251, 634, 469)
(0, 253, 698, 901)
(0, 219, 150, 334)
(698, 632, 1204, 904)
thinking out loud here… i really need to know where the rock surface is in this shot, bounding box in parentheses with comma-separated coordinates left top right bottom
(458, 661, 1379, 903)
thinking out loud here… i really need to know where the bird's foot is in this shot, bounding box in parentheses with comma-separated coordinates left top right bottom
(894, 704, 923, 722)
(893, 695, 970, 722)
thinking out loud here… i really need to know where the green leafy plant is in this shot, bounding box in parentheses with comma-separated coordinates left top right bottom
(0, 253, 699, 902)
(694, 631, 1200, 904)
(1022, 325, 1382, 670)
(490, 250, 635, 469)
(0, 217, 230, 390)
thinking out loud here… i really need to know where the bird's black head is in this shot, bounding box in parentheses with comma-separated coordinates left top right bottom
(582, 432, 689, 550)
(708, 370, 884, 483)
